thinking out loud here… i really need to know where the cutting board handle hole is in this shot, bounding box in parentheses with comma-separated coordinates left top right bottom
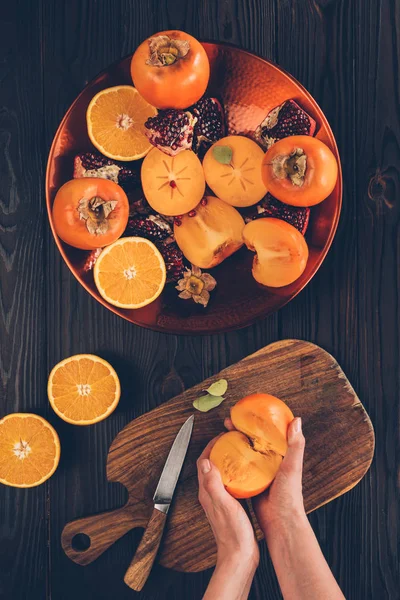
(71, 533, 91, 552)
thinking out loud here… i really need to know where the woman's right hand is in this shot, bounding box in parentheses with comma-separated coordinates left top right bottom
(224, 416, 307, 531)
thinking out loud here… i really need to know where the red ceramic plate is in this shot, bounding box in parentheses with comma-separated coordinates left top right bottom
(46, 43, 342, 335)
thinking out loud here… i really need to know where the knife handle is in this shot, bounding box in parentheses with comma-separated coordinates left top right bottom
(124, 507, 167, 591)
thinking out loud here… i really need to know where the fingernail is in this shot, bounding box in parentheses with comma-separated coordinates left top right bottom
(200, 459, 211, 474)
(293, 417, 302, 433)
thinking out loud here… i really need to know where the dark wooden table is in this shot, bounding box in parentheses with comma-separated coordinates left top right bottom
(0, 1, 398, 599)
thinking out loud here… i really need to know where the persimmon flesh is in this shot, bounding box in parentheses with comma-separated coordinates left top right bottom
(210, 393, 294, 499)
(243, 218, 309, 287)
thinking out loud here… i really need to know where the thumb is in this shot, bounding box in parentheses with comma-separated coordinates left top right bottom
(280, 417, 305, 482)
(197, 459, 228, 506)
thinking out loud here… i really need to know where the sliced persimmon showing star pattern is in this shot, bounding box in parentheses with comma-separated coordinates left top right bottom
(220, 156, 257, 191)
(141, 148, 205, 216)
(47, 354, 121, 425)
(203, 135, 267, 207)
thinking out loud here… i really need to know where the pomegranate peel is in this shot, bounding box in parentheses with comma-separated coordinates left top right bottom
(255, 99, 317, 149)
(243, 193, 310, 235)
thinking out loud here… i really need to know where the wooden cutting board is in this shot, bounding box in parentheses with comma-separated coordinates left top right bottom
(62, 340, 374, 572)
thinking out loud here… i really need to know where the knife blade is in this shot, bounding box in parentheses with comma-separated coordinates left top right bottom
(124, 414, 194, 591)
(153, 414, 194, 513)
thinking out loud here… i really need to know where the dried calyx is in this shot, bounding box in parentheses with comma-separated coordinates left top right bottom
(271, 148, 307, 187)
(147, 35, 190, 67)
(78, 196, 117, 235)
(176, 265, 216, 307)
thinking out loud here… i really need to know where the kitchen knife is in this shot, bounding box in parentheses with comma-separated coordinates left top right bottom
(124, 414, 194, 591)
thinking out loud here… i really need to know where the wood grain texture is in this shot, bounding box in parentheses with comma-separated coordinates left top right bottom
(124, 508, 167, 591)
(61, 340, 374, 573)
(0, 0, 398, 599)
(0, 2, 48, 599)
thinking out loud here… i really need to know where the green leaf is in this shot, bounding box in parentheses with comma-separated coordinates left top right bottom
(193, 393, 225, 413)
(206, 378, 228, 397)
(213, 145, 233, 165)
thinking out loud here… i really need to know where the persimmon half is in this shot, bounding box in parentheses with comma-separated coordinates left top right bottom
(261, 135, 338, 207)
(243, 218, 309, 287)
(131, 30, 210, 109)
(210, 393, 294, 499)
(52, 178, 129, 250)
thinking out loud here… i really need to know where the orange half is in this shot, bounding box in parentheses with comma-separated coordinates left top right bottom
(93, 237, 166, 309)
(48, 354, 121, 425)
(0, 413, 60, 488)
(86, 85, 157, 161)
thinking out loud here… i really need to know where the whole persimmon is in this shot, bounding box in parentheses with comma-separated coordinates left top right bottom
(243, 218, 309, 287)
(261, 135, 338, 206)
(52, 178, 129, 250)
(210, 393, 294, 499)
(131, 30, 210, 110)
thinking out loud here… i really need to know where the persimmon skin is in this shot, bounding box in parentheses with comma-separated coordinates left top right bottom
(210, 393, 294, 499)
(130, 30, 210, 109)
(231, 393, 294, 457)
(262, 135, 338, 207)
(52, 178, 129, 250)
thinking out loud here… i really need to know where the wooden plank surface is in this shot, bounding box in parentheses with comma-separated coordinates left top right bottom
(0, 0, 398, 599)
(61, 340, 374, 573)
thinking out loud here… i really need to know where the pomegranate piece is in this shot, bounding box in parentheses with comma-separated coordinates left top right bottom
(156, 241, 186, 283)
(144, 110, 197, 156)
(243, 193, 310, 235)
(255, 99, 317, 149)
(73, 152, 138, 190)
(125, 214, 172, 243)
(81, 248, 102, 273)
(191, 97, 225, 153)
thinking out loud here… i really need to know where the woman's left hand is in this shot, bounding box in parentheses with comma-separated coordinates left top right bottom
(197, 436, 259, 568)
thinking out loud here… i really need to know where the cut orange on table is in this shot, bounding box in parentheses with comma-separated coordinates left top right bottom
(0, 413, 60, 488)
(93, 237, 166, 309)
(47, 354, 121, 425)
(86, 85, 157, 161)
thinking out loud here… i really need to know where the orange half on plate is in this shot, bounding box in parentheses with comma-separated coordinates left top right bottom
(93, 237, 167, 309)
(86, 85, 157, 161)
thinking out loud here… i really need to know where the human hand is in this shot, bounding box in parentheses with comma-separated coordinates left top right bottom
(197, 436, 259, 569)
(224, 416, 306, 533)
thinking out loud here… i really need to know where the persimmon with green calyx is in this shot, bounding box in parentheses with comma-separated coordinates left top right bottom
(210, 393, 294, 499)
(174, 196, 245, 269)
(131, 30, 210, 110)
(52, 178, 129, 250)
(203, 136, 267, 207)
(243, 218, 309, 288)
(261, 135, 338, 207)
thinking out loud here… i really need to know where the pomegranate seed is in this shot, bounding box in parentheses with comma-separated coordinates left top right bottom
(170, 180, 177, 188)
(188, 210, 196, 217)
(174, 218, 182, 226)
(200, 198, 208, 206)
